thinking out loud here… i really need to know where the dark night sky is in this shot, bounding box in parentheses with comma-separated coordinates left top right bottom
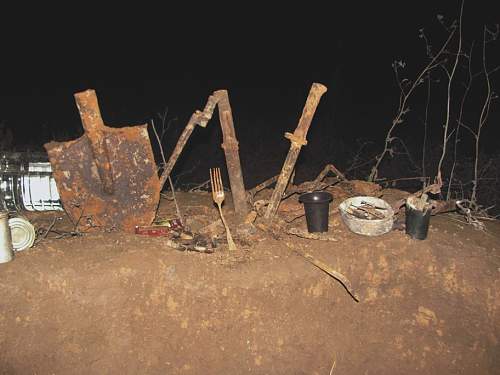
(1, 1, 498, 160)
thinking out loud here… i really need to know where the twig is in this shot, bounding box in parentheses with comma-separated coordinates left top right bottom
(156, 107, 177, 140)
(448, 45, 475, 200)
(392, 137, 422, 175)
(42, 216, 58, 239)
(34, 216, 60, 244)
(151, 119, 184, 226)
(198, 219, 224, 235)
(369, 19, 457, 181)
(436, 0, 464, 186)
(291, 248, 360, 302)
(313, 163, 346, 182)
(456, 200, 486, 230)
(376, 176, 428, 185)
(65, 199, 90, 233)
(248, 175, 279, 198)
(173, 162, 201, 188)
(167, 176, 183, 225)
(188, 179, 210, 192)
(348, 204, 386, 219)
(422, 71, 431, 187)
(345, 140, 374, 175)
(329, 354, 337, 375)
(286, 227, 337, 241)
(472, 25, 496, 204)
(284, 163, 345, 198)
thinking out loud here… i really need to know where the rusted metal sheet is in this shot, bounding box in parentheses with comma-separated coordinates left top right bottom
(214, 90, 249, 219)
(264, 83, 328, 221)
(44, 89, 160, 233)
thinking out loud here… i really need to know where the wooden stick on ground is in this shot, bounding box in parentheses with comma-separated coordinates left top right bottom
(248, 175, 279, 199)
(291, 248, 360, 302)
(286, 227, 337, 241)
(249, 163, 346, 205)
(313, 163, 346, 184)
(286, 163, 346, 197)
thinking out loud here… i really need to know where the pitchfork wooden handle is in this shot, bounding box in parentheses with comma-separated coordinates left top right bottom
(74, 89, 114, 195)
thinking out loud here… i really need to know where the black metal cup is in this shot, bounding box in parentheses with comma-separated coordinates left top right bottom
(299, 191, 333, 233)
(405, 202, 431, 240)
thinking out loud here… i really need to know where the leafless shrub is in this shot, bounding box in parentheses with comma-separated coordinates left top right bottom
(368, 1, 500, 220)
(368, 14, 459, 182)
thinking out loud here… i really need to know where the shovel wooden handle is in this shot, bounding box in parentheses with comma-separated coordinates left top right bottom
(74, 89, 114, 195)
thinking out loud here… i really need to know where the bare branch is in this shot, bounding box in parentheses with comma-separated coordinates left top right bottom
(150, 118, 184, 225)
(369, 20, 458, 182)
(436, 0, 464, 189)
(447, 42, 475, 199)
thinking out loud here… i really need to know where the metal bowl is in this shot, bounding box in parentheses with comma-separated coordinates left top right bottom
(338, 196, 394, 236)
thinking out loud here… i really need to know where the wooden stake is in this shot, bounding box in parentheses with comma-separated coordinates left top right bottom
(214, 90, 249, 219)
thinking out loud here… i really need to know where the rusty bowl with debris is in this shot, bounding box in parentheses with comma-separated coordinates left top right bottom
(339, 196, 394, 236)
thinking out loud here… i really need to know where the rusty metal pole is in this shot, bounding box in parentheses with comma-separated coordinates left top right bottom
(159, 94, 219, 191)
(264, 83, 328, 221)
(214, 90, 249, 219)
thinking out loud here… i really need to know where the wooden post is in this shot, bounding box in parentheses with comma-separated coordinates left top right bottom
(214, 90, 249, 219)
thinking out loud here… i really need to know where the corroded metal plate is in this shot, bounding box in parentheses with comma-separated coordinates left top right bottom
(45, 124, 160, 233)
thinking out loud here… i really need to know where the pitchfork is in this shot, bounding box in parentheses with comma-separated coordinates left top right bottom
(210, 168, 237, 251)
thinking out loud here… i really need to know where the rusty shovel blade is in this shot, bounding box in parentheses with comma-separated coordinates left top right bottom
(44, 89, 160, 232)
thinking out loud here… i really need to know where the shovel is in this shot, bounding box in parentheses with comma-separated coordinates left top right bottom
(44, 89, 160, 232)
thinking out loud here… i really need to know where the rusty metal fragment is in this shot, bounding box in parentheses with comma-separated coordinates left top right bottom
(214, 90, 249, 219)
(44, 89, 160, 233)
(264, 83, 328, 221)
(159, 94, 219, 190)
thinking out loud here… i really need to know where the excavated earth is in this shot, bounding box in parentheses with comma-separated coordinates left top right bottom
(0, 188, 499, 374)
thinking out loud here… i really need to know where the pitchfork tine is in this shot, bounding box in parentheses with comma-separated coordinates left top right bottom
(209, 167, 237, 251)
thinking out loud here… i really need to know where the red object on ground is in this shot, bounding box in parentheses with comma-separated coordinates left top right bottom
(134, 219, 183, 237)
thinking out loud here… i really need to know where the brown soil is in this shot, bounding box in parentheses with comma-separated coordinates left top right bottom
(1, 190, 499, 374)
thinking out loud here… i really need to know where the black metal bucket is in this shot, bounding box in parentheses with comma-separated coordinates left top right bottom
(299, 191, 333, 233)
(405, 197, 432, 240)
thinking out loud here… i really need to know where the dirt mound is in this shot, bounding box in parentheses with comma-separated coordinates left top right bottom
(0, 191, 499, 374)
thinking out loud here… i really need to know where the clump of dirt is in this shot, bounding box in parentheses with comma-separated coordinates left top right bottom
(0, 190, 499, 374)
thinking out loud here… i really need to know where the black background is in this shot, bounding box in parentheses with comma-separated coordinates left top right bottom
(0, 1, 498, 185)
